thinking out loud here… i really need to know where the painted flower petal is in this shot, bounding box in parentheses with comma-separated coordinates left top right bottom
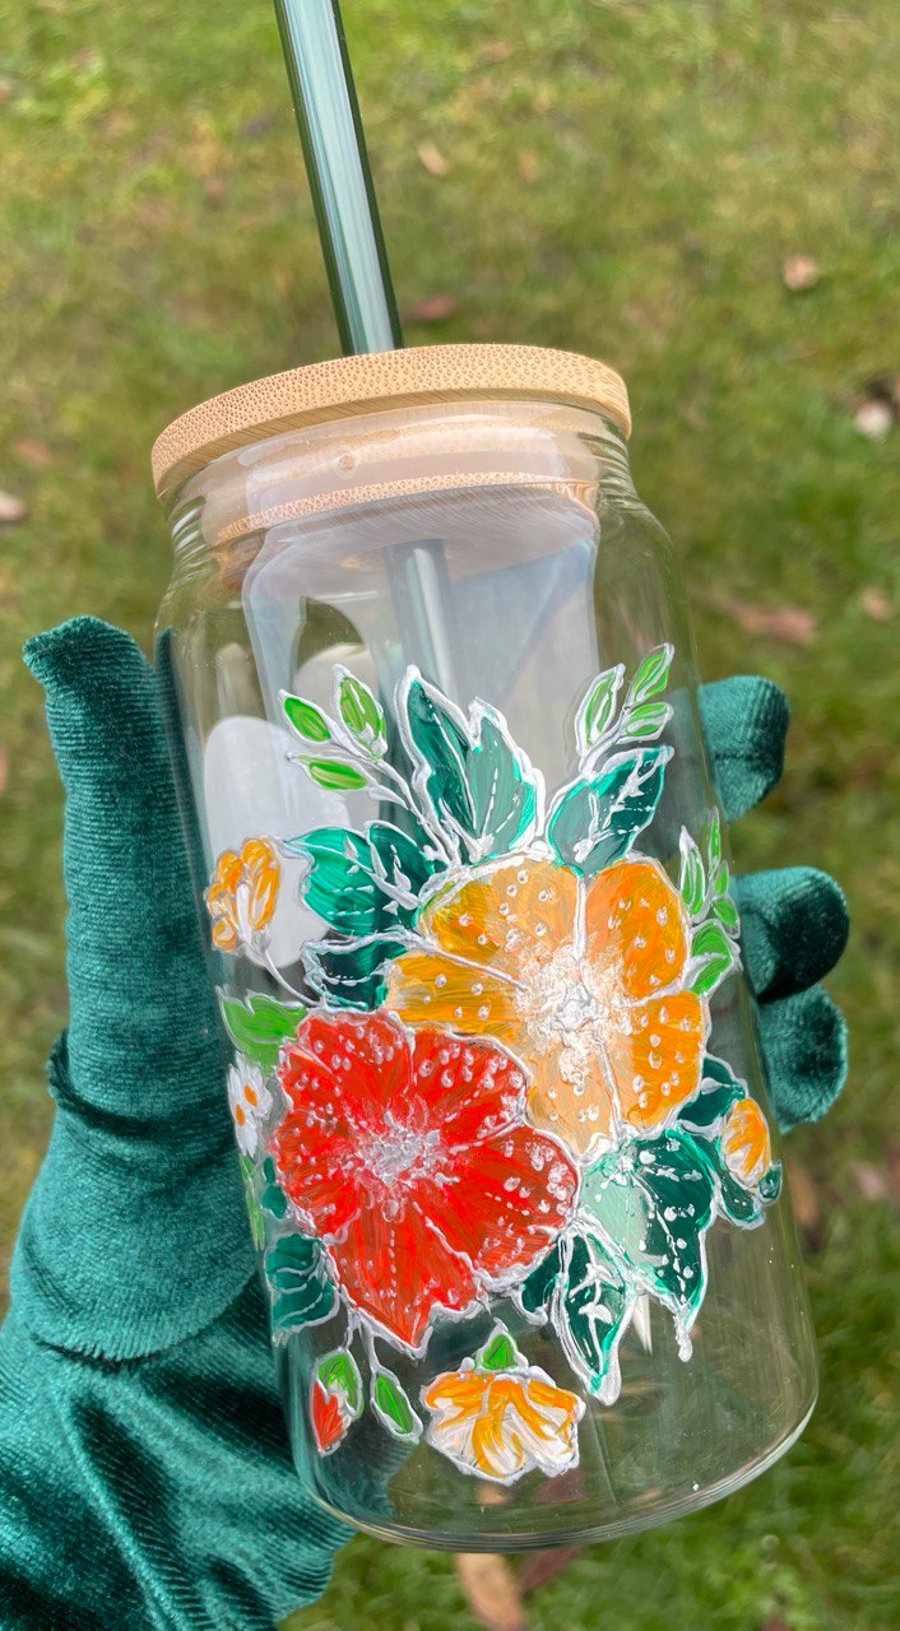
(585, 858, 690, 1001)
(408, 1030, 527, 1148)
(418, 1126, 577, 1282)
(419, 857, 577, 979)
(721, 1096, 772, 1186)
(525, 1051, 616, 1157)
(606, 991, 707, 1132)
(330, 1198, 476, 1350)
(423, 1367, 582, 1483)
(385, 949, 520, 1046)
(241, 836, 280, 931)
(206, 878, 240, 951)
(279, 1010, 411, 1123)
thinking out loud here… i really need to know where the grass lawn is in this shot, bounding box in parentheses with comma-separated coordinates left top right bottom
(1, 2, 898, 1627)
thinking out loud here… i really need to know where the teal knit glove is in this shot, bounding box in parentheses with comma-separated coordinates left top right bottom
(0, 618, 847, 1631)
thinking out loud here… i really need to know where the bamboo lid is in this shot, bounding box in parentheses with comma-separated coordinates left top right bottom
(151, 343, 630, 497)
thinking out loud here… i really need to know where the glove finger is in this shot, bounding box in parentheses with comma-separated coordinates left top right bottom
(17, 617, 253, 1359)
(699, 676, 789, 823)
(757, 986, 848, 1133)
(735, 867, 849, 1001)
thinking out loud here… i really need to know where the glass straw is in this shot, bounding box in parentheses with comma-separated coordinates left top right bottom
(273, 0, 459, 693)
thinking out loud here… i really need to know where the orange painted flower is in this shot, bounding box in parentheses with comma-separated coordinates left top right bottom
(386, 854, 709, 1159)
(423, 1359, 583, 1484)
(206, 837, 279, 953)
(721, 1096, 771, 1187)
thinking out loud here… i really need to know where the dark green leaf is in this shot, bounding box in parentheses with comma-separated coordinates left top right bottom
(478, 1328, 518, 1371)
(701, 1138, 764, 1226)
(287, 823, 435, 935)
(265, 1233, 337, 1331)
(547, 747, 670, 874)
(402, 673, 539, 862)
(582, 1131, 717, 1352)
(627, 644, 674, 705)
(336, 670, 386, 753)
(554, 1232, 634, 1403)
(519, 1241, 561, 1318)
(372, 1370, 421, 1440)
(576, 665, 624, 753)
(758, 1162, 783, 1203)
(219, 992, 306, 1069)
(260, 1155, 288, 1219)
(302, 934, 404, 1010)
(282, 694, 332, 742)
(676, 1056, 743, 1130)
(302, 758, 368, 791)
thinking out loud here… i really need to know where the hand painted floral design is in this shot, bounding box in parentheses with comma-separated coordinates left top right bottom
(206, 836, 279, 953)
(721, 1096, 772, 1187)
(423, 1327, 583, 1484)
(227, 1061, 272, 1157)
(386, 855, 708, 1160)
(209, 650, 784, 1482)
(271, 1010, 578, 1351)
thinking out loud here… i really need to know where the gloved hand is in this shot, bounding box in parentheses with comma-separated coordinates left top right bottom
(0, 617, 848, 1631)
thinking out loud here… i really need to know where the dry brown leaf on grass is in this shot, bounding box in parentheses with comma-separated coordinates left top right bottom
(761, 1617, 791, 1631)
(455, 1553, 527, 1631)
(403, 293, 459, 323)
(718, 593, 817, 646)
(783, 254, 820, 292)
(0, 745, 7, 798)
(0, 492, 28, 525)
(517, 149, 539, 184)
(418, 142, 451, 178)
(12, 438, 53, 467)
(859, 587, 894, 621)
(519, 1545, 580, 1593)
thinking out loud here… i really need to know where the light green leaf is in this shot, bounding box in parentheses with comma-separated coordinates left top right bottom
(622, 699, 671, 740)
(302, 758, 368, 791)
(706, 810, 723, 867)
(219, 992, 306, 1069)
(576, 664, 624, 754)
(317, 1348, 363, 1416)
(711, 894, 740, 930)
(282, 694, 332, 742)
(336, 669, 386, 754)
(547, 747, 670, 874)
(372, 1369, 421, 1441)
(689, 920, 737, 994)
(478, 1328, 518, 1372)
(678, 830, 707, 915)
(627, 643, 674, 705)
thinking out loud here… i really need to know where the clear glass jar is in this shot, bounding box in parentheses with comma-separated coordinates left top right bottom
(154, 345, 816, 1550)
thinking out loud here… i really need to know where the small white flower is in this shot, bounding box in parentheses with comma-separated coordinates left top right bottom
(227, 1062, 272, 1157)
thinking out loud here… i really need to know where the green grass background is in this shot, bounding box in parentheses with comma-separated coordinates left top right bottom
(1, 2, 898, 1627)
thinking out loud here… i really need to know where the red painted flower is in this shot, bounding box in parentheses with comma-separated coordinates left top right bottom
(272, 1011, 578, 1352)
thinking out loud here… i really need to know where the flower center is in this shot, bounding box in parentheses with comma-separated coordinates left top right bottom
(360, 1112, 443, 1210)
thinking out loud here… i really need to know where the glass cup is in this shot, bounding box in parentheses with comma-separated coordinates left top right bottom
(153, 344, 817, 1550)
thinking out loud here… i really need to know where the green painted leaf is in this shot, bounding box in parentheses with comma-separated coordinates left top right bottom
(689, 920, 737, 995)
(758, 1162, 783, 1203)
(402, 672, 540, 863)
(265, 1233, 336, 1331)
(518, 1241, 561, 1318)
(582, 1131, 717, 1353)
(302, 933, 404, 1010)
(547, 747, 671, 874)
(706, 810, 722, 868)
(576, 664, 624, 753)
(676, 1056, 743, 1130)
(372, 1370, 421, 1441)
(260, 1155, 288, 1219)
(282, 694, 332, 742)
(554, 1232, 634, 1404)
(678, 830, 707, 915)
(622, 699, 671, 740)
(287, 823, 435, 935)
(317, 1348, 363, 1416)
(627, 644, 674, 705)
(336, 670, 386, 754)
(238, 1155, 266, 1249)
(219, 992, 306, 1069)
(478, 1328, 518, 1372)
(302, 758, 368, 791)
(711, 894, 740, 929)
